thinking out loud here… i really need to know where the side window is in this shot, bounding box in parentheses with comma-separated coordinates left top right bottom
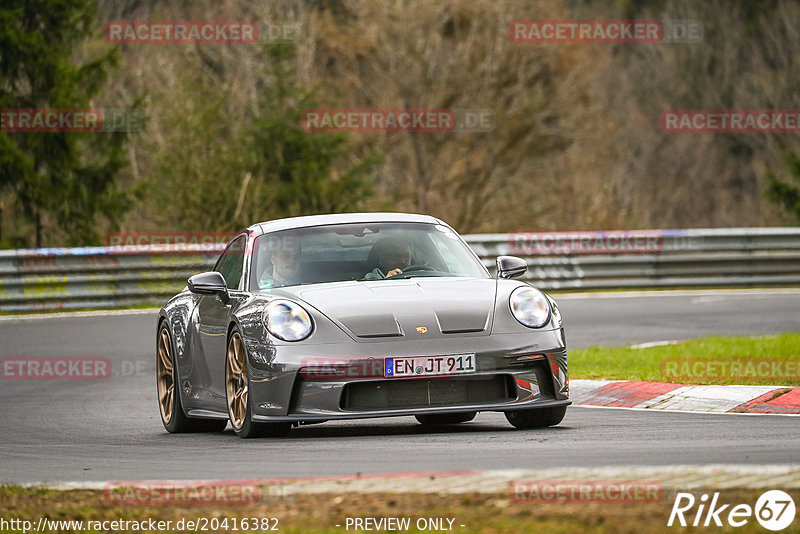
(215, 236, 246, 290)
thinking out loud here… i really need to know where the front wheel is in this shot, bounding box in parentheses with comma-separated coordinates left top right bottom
(504, 406, 567, 429)
(225, 327, 291, 438)
(156, 322, 227, 433)
(415, 412, 477, 426)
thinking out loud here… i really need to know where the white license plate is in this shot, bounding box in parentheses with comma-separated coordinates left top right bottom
(384, 354, 476, 378)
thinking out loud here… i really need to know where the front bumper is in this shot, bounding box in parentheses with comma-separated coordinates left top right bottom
(246, 329, 569, 422)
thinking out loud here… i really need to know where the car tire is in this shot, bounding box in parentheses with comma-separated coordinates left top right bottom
(226, 326, 292, 439)
(415, 412, 477, 425)
(504, 406, 567, 429)
(157, 321, 227, 433)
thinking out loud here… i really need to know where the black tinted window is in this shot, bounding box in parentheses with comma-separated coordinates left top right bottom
(215, 236, 246, 289)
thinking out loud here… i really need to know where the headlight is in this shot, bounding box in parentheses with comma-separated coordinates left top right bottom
(509, 286, 551, 328)
(264, 300, 313, 341)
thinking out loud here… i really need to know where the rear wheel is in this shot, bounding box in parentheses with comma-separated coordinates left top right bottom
(415, 411, 477, 426)
(226, 327, 291, 438)
(504, 406, 567, 429)
(157, 322, 227, 433)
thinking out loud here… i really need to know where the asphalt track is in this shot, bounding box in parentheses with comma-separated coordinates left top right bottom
(0, 289, 798, 484)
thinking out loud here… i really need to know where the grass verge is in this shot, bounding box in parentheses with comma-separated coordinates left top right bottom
(1, 487, 797, 533)
(570, 333, 800, 386)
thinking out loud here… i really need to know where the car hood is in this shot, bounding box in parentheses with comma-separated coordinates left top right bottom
(283, 277, 497, 340)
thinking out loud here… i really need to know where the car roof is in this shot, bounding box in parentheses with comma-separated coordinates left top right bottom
(249, 212, 446, 235)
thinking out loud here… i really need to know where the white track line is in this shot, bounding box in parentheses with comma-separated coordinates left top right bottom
(553, 288, 800, 299)
(572, 404, 800, 416)
(0, 308, 160, 322)
(22, 464, 800, 492)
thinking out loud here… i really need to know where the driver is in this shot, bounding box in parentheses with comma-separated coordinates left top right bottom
(259, 238, 302, 288)
(363, 238, 412, 280)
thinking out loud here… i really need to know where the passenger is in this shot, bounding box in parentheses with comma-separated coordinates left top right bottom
(259, 238, 302, 288)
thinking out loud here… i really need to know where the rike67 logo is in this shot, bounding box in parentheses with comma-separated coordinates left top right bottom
(668, 490, 796, 531)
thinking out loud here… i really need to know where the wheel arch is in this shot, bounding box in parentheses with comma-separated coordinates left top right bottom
(156, 307, 192, 418)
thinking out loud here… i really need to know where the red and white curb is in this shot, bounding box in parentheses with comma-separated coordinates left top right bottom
(571, 379, 800, 414)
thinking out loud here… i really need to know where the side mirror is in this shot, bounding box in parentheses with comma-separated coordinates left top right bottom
(496, 255, 527, 279)
(187, 271, 230, 303)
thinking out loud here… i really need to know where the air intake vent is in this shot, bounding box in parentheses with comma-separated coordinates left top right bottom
(341, 375, 514, 411)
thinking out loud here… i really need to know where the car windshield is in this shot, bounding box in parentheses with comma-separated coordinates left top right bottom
(249, 222, 488, 289)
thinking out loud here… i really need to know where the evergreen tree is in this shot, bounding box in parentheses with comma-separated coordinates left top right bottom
(238, 43, 381, 226)
(765, 151, 800, 223)
(0, 0, 134, 247)
(151, 42, 381, 232)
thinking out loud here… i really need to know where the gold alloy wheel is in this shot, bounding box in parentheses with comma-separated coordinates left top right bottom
(156, 327, 174, 424)
(226, 332, 248, 430)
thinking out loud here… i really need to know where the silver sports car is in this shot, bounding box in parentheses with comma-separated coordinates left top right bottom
(156, 213, 569, 438)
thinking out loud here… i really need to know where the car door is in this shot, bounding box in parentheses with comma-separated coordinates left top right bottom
(195, 235, 248, 402)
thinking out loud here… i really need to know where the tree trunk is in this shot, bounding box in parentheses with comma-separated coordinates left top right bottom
(35, 211, 42, 248)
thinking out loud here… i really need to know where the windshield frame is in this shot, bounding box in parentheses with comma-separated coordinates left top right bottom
(247, 221, 490, 291)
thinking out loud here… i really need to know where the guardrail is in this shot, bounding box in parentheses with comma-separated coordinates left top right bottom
(1, 227, 798, 312)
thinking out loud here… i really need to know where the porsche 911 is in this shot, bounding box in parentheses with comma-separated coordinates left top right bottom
(156, 213, 569, 438)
